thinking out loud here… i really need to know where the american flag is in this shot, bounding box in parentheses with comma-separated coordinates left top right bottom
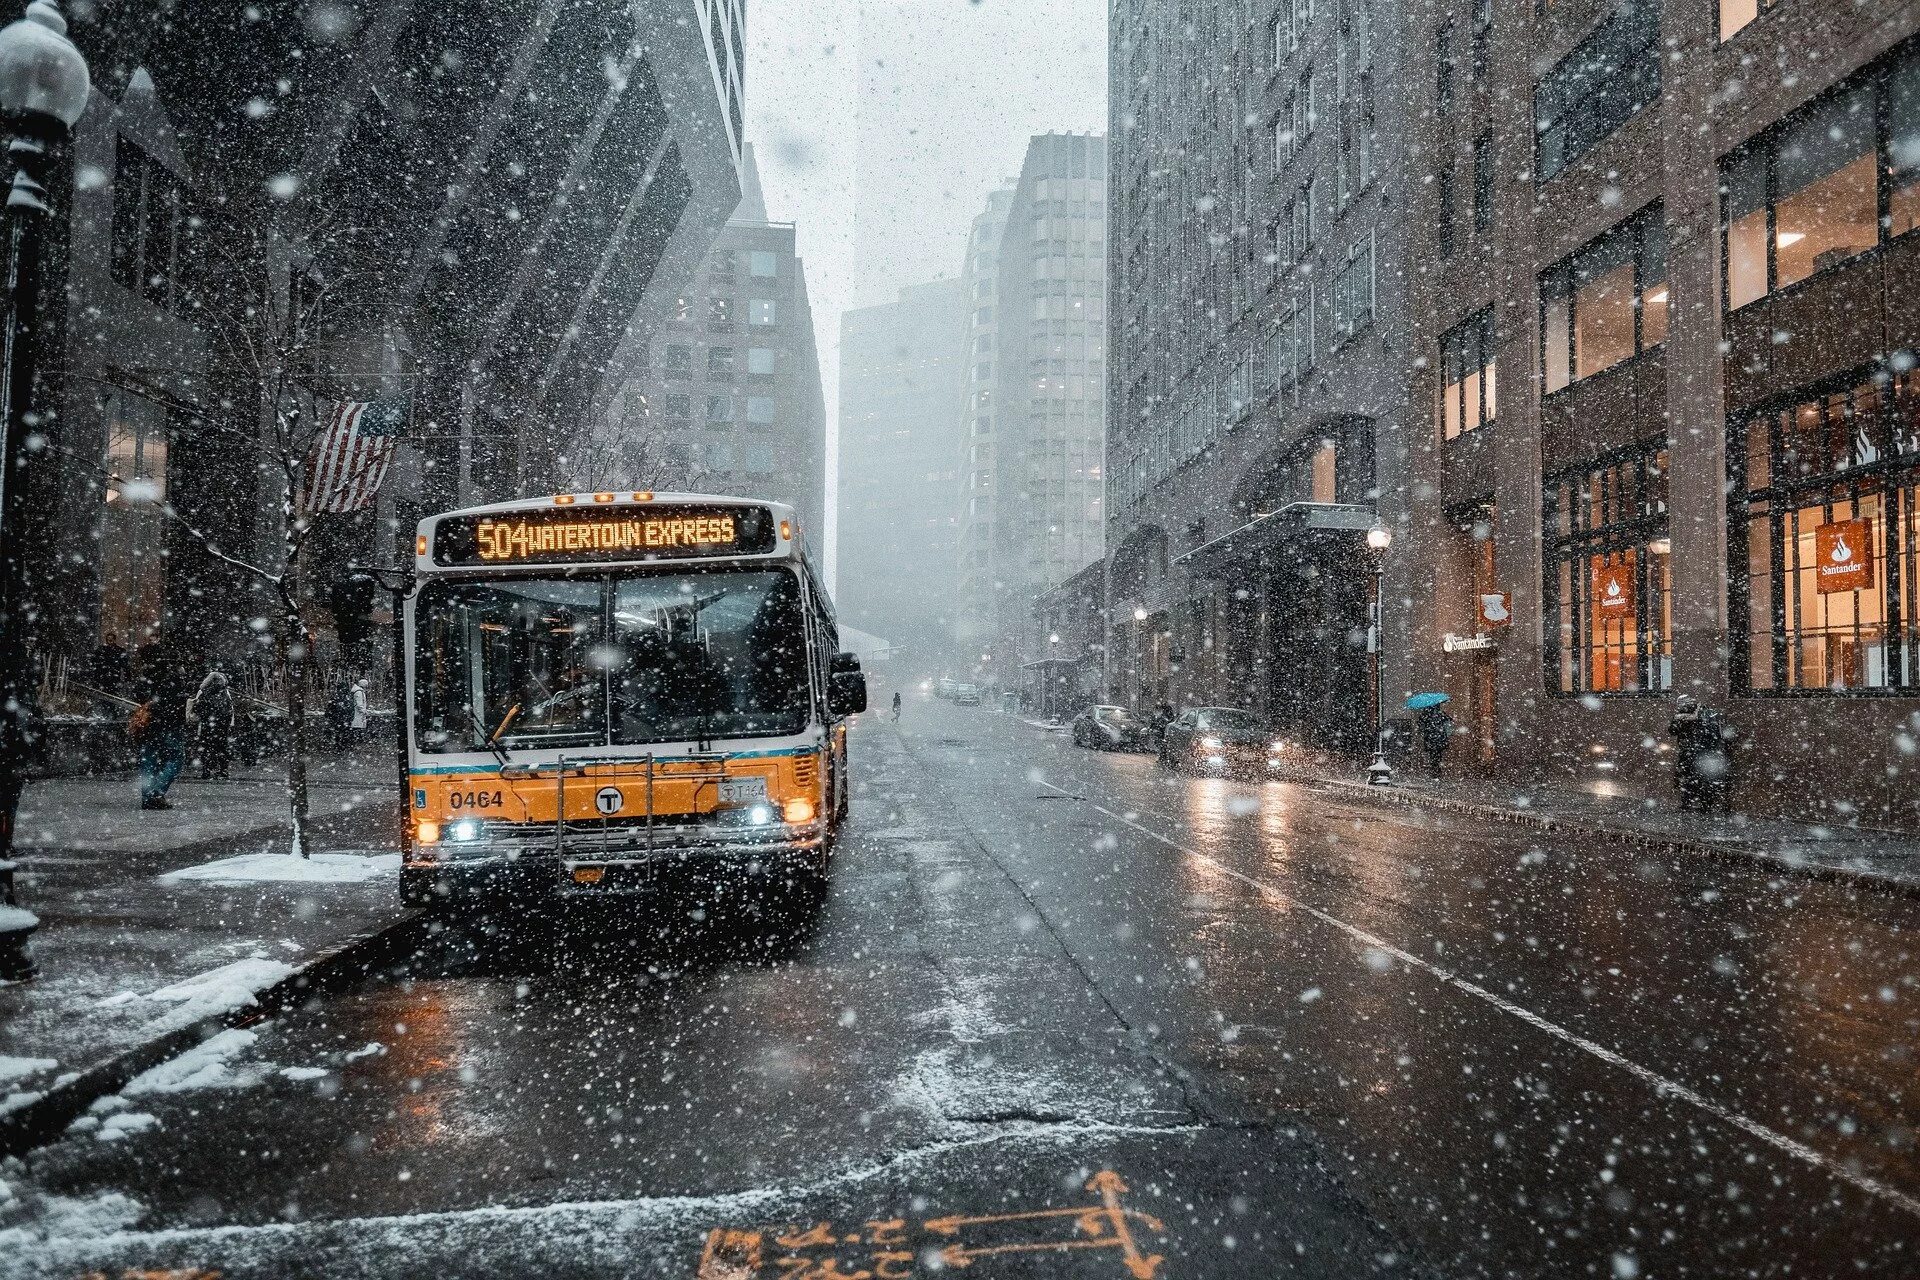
(303, 400, 405, 514)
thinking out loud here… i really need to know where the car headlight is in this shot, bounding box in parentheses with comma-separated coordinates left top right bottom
(1270, 739, 1289, 752)
(1200, 736, 1223, 749)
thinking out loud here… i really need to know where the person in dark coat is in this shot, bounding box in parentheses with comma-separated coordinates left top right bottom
(1414, 705, 1455, 778)
(1669, 694, 1737, 813)
(132, 652, 191, 810)
(324, 679, 354, 752)
(192, 668, 235, 779)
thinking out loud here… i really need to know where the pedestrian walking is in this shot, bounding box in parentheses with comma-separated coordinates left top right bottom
(890, 691, 902, 721)
(350, 677, 371, 746)
(192, 668, 235, 779)
(131, 653, 190, 810)
(1414, 704, 1455, 778)
(325, 678, 354, 752)
(1669, 695, 1738, 813)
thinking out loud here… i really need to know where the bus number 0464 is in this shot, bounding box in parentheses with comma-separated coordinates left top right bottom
(448, 790, 505, 810)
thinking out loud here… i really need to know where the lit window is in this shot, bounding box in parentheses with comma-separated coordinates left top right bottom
(749, 250, 778, 278)
(1440, 309, 1496, 440)
(1540, 204, 1668, 393)
(749, 298, 777, 326)
(1719, 0, 1770, 41)
(1733, 371, 1920, 694)
(1543, 440, 1672, 695)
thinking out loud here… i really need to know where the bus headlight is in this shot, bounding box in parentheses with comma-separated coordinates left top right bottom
(448, 817, 485, 843)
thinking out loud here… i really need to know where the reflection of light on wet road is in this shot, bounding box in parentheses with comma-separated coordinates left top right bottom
(1044, 779, 1920, 1223)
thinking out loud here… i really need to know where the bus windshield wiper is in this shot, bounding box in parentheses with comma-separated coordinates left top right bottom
(468, 707, 514, 766)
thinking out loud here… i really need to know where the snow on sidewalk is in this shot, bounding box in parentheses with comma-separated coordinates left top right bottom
(159, 851, 400, 886)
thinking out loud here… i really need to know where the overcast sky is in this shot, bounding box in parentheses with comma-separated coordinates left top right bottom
(744, 0, 1108, 585)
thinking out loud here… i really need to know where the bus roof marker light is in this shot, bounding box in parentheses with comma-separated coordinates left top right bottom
(554, 494, 576, 506)
(634, 490, 654, 502)
(592, 492, 614, 504)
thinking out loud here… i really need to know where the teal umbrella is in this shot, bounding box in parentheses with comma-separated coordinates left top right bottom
(1404, 692, 1451, 710)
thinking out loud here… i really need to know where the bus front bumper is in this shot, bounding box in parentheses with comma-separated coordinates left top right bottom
(402, 825, 827, 904)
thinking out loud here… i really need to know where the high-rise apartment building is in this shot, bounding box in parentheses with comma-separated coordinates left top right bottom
(835, 280, 969, 660)
(987, 134, 1110, 682)
(1394, 0, 1920, 824)
(1105, 2, 1408, 753)
(613, 148, 827, 542)
(953, 187, 1016, 665)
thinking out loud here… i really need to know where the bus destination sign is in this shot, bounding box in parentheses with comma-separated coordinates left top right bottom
(432, 504, 778, 567)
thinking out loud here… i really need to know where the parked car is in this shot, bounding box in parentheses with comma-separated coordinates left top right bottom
(936, 677, 959, 700)
(1157, 707, 1281, 776)
(952, 683, 982, 705)
(1071, 704, 1150, 751)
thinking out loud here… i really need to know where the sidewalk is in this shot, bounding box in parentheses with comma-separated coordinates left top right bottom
(1303, 766, 1920, 896)
(0, 749, 411, 1143)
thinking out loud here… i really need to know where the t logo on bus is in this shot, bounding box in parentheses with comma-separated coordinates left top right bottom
(595, 786, 624, 816)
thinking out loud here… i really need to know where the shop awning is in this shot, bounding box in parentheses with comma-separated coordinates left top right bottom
(1174, 501, 1378, 579)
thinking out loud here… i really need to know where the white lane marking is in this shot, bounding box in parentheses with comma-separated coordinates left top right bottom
(1042, 779, 1920, 1221)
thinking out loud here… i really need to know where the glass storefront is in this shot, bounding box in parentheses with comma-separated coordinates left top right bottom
(1543, 439, 1673, 695)
(1732, 369, 1920, 693)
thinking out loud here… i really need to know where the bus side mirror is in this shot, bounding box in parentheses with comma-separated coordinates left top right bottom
(831, 650, 862, 675)
(828, 669, 868, 717)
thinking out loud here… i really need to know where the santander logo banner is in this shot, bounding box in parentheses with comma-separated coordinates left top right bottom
(1815, 517, 1874, 595)
(1594, 562, 1635, 616)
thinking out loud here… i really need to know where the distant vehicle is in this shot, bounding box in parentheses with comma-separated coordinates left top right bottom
(1157, 707, 1281, 776)
(1071, 704, 1150, 751)
(936, 677, 959, 700)
(951, 683, 982, 705)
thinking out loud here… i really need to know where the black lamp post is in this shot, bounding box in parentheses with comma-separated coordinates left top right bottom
(0, 0, 89, 981)
(1364, 524, 1393, 786)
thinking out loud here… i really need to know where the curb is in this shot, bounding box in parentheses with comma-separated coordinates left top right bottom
(1301, 775, 1920, 901)
(0, 910, 433, 1160)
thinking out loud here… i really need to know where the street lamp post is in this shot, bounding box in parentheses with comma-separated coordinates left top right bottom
(0, 0, 89, 981)
(1365, 524, 1393, 786)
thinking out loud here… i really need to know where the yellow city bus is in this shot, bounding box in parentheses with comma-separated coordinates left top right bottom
(398, 492, 866, 909)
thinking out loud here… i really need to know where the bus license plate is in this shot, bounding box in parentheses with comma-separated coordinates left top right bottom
(719, 776, 767, 807)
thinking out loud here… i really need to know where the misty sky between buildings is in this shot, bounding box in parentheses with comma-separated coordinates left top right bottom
(745, 0, 1108, 585)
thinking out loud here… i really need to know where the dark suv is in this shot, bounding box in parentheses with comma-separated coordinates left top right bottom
(1157, 707, 1278, 776)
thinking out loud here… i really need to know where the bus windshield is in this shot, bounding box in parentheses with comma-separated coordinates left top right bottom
(414, 567, 812, 753)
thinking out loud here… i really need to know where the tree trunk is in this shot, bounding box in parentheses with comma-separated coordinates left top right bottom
(280, 557, 312, 859)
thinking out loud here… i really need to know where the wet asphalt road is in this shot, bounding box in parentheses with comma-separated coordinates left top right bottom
(6, 698, 1919, 1278)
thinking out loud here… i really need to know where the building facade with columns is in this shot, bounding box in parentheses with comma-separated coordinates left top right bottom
(1105, 0, 1411, 757)
(26, 0, 742, 711)
(1395, 0, 1920, 825)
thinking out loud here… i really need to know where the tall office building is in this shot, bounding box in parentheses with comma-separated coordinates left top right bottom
(835, 280, 969, 661)
(1103, 1, 1408, 754)
(613, 147, 828, 541)
(953, 186, 1016, 663)
(1392, 0, 1920, 823)
(987, 134, 1110, 682)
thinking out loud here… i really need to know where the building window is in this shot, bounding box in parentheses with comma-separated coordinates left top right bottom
(1722, 50, 1920, 310)
(1273, 109, 1294, 172)
(664, 394, 691, 421)
(705, 394, 733, 422)
(1440, 309, 1496, 440)
(1271, 287, 1316, 390)
(743, 441, 776, 474)
(1731, 369, 1920, 694)
(1436, 22, 1454, 115)
(1720, 0, 1774, 41)
(1471, 131, 1494, 232)
(110, 138, 186, 309)
(662, 344, 692, 377)
(747, 346, 776, 376)
(1534, 0, 1660, 182)
(1332, 233, 1375, 343)
(1437, 169, 1455, 258)
(749, 250, 778, 278)
(707, 346, 734, 379)
(1541, 203, 1668, 393)
(1543, 439, 1673, 695)
(708, 297, 733, 327)
(672, 296, 692, 322)
(98, 388, 170, 648)
(1271, 10, 1287, 64)
(749, 298, 777, 326)
(1470, 0, 1491, 80)
(745, 395, 776, 425)
(1290, 0, 1312, 52)
(710, 250, 736, 282)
